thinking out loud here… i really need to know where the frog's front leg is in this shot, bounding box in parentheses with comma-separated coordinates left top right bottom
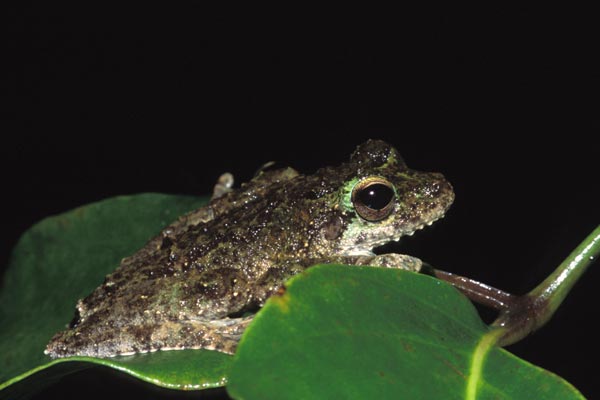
(330, 254, 423, 272)
(357, 253, 423, 271)
(212, 172, 234, 200)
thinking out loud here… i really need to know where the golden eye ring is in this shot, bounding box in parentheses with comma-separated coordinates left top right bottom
(351, 177, 396, 222)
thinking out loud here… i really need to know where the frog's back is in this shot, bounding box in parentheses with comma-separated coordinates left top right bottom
(45, 140, 450, 358)
(45, 166, 334, 358)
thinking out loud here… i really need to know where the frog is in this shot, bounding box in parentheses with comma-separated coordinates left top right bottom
(45, 139, 454, 359)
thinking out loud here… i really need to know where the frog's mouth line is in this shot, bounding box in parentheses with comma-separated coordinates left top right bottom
(386, 214, 445, 247)
(402, 219, 437, 237)
(372, 218, 440, 257)
(340, 214, 445, 258)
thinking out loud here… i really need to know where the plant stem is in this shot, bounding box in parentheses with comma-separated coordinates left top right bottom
(492, 224, 600, 346)
(431, 269, 516, 312)
(429, 225, 600, 347)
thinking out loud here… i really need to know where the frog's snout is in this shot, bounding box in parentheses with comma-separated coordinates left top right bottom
(425, 172, 455, 215)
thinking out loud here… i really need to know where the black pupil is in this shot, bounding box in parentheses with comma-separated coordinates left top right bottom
(358, 184, 394, 210)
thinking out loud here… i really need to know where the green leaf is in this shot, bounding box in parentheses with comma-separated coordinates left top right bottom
(0, 194, 233, 397)
(1, 194, 586, 399)
(227, 265, 584, 400)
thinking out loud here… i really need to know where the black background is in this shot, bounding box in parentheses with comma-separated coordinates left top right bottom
(2, 5, 598, 399)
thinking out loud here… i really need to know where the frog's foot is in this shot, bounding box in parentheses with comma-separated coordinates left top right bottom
(367, 253, 423, 271)
(314, 253, 423, 272)
(199, 315, 254, 354)
(212, 173, 234, 200)
(338, 253, 423, 272)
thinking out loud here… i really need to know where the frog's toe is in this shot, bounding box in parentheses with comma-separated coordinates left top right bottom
(212, 173, 234, 200)
(368, 253, 423, 271)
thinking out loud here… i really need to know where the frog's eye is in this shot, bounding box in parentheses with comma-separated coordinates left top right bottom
(352, 178, 396, 222)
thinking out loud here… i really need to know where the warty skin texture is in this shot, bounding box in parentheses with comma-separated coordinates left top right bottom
(46, 140, 454, 358)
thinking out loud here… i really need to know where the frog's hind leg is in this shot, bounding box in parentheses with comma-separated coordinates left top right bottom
(175, 315, 254, 354)
(203, 315, 254, 354)
(45, 315, 254, 358)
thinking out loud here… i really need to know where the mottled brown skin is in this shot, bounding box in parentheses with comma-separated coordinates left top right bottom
(45, 140, 454, 358)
